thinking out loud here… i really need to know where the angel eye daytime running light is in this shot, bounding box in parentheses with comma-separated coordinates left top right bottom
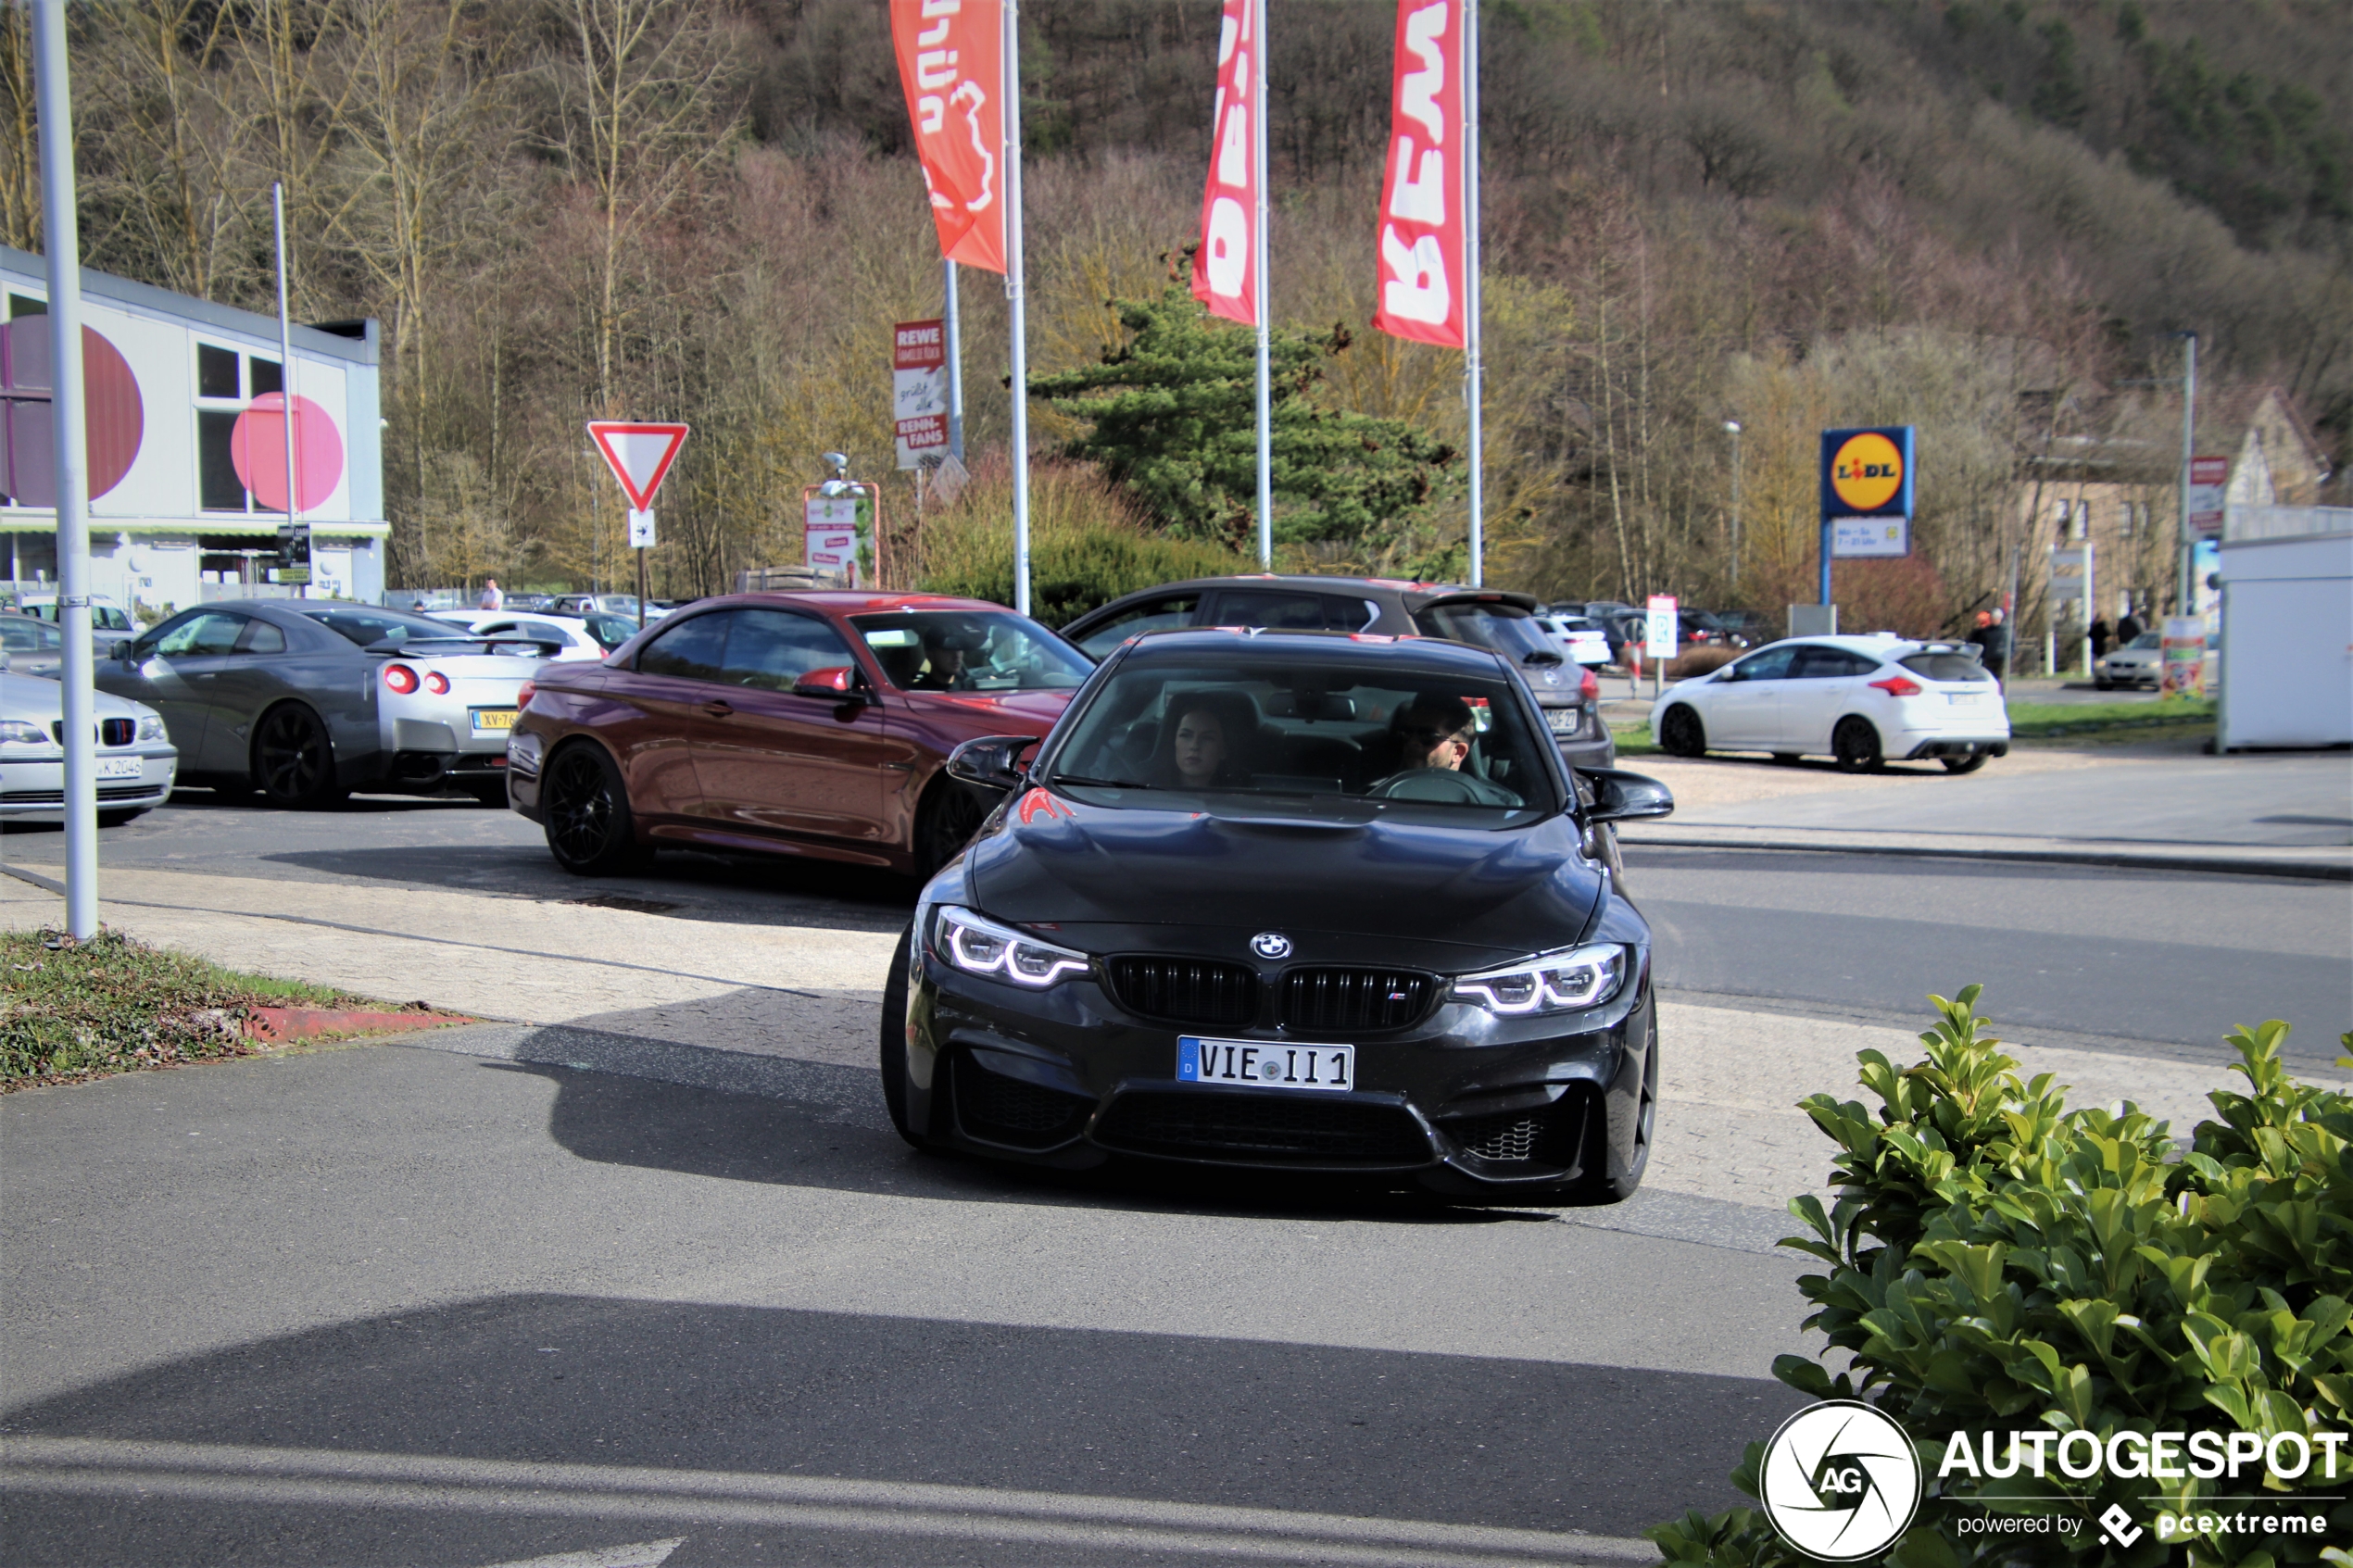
(1451, 943, 1629, 1016)
(936, 906, 1089, 989)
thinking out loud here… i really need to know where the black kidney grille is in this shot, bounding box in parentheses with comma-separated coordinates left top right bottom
(1106, 956, 1258, 1027)
(1094, 1090, 1431, 1166)
(1278, 968, 1436, 1033)
(50, 719, 138, 746)
(953, 1055, 1090, 1150)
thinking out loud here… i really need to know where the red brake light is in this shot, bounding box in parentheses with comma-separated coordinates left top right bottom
(1579, 667, 1599, 701)
(517, 680, 537, 711)
(383, 663, 420, 695)
(423, 671, 450, 696)
(1869, 674, 1923, 698)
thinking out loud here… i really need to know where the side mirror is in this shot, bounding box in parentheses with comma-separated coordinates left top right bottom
(945, 734, 1039, 793)
(1583, 768, 1674, 824)
(792, 665, 866, 702)
(110, 640, 135, 661)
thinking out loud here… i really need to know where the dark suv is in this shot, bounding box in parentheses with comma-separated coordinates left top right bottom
(1059, 575, 1614, 771)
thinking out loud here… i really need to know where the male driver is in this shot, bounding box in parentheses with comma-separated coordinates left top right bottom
(908, 621, 985, 691)
(1375, 696, 1519, 804)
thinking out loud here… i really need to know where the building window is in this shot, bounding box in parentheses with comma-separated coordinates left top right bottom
(194, 343, 281, 512)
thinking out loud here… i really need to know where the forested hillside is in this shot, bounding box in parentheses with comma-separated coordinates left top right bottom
(4, 0, 2345, 612)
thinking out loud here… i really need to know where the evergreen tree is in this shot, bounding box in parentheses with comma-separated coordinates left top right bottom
(1028, 287, 1456, 552)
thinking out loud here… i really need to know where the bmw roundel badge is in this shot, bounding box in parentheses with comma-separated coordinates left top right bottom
(1251, 932, 1291, 960)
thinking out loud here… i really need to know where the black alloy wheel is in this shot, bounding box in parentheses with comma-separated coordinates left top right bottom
(1831, 716, 1884, 772)
(878, 923, 931, 1149)
(253, 703, 346, 809)
(1579, 1026, 1658, 1204)
(1657, 704, 1706, 758)
(1940, 752, 1989, 774)
(913, 776, 991, 882)
(541, 742, 648, 876)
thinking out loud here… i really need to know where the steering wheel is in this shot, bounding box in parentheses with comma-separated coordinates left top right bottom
(1365, 768, 1491, 803)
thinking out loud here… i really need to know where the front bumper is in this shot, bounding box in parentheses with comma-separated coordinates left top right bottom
(906, 941, 1652, 1195)
(0, 747, 179, 819)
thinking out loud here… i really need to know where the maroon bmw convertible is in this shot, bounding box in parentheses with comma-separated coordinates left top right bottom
(505, 592, 1090, 878)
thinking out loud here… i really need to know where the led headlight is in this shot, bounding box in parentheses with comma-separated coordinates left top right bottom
(134, 714, 168, 742)
(1451, 942, 1629, 1015)
(934, 906, 1089, 988)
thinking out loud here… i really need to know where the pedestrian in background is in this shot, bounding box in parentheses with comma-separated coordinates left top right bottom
(478, 578, 504, 610)
(1982, 608, 2011, 687)
(2118, 609, 2144, 644)
(2090, 617, 2111, 659)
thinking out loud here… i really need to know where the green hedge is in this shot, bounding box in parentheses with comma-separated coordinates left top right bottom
(1652, 987, 2352, 1566)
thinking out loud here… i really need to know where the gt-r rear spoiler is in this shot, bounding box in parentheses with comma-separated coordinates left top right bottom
(364, 634, 569, 659)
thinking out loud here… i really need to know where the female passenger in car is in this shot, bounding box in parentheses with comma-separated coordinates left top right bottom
(1151, 700, 1251, 790)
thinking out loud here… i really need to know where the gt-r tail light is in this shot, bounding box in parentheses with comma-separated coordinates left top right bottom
(422, 671, 450, 695)
(1869, 674, 1923, 698)
(517, 680, 536, 710)
(383, 663, 420, 695)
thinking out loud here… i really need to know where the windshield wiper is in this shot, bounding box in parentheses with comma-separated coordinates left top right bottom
(1050, 774, 1152, 790)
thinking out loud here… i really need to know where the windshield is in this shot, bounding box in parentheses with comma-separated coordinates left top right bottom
(851, 610, 1089, 693)
(1898, 651, 1993, 683)
(1413, 602, 1563, 666)
(0, 618, 63, 653)
(1044, 649, 1560, 817)
(301, 607, 477, 647)
(2131, 631, 2161, 649)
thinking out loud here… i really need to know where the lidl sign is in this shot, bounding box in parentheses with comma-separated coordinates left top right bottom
(1820, 426, 1915, 520)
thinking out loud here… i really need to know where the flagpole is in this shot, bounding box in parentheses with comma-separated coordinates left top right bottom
(1251, 0, 1272, 571)
(1003, 0, 1031, 617)
(944, 258, 965, 463)
(1461, 0, 1483, 588)
(32, 0, 97, 939)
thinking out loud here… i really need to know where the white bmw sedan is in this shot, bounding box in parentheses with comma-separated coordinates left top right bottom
(1649, 635, 2009, 772)
(0, 672, 180, 824)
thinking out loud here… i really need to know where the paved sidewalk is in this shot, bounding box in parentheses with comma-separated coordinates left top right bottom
(2, 862, 2268, 1236)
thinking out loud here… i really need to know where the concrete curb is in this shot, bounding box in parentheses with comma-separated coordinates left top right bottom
(1618, 828, 2350, 881)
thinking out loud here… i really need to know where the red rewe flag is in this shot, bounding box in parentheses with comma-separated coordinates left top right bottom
(1372, 0, 1465, 348)
(891, 0, 1006, 274)
(1190, 0, 1258, 325)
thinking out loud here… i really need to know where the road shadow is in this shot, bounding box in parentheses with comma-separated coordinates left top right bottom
(0, 1291, 1799, 1564)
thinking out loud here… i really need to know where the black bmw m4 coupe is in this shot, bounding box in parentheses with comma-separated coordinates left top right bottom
(880, 627, 1675, 1203)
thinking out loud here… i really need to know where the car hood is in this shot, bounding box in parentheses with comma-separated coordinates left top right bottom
(1, 671, 157, 721)
(894, 687, 1076, 732)
(964, 789, 1603, 967)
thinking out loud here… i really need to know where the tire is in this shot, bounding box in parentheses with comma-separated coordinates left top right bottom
(879, 922, 928, 1149)
(1578, 1024, 1657, 1204)
(912, 774, 992, 882)
(1940, 752, 1989, 774)
(1831, 716, 1884, 772)
(252, 703, 347, 809)
(540, 741, 650, 876)
(1657, 704, 1706, 759)
(465, 778, 510, 808)
(97, 809, 146, 828)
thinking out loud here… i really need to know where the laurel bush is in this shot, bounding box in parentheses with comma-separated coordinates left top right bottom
(1649, 986, 2353, 1566)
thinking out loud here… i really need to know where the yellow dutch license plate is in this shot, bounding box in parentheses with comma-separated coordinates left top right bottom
(471, 709, 519, 734)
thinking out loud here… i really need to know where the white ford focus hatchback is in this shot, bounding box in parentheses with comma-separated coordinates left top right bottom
(1649, 635, 2009, 772)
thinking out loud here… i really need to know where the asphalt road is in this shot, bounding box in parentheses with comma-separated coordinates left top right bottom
(4, 783, 2347, 1565)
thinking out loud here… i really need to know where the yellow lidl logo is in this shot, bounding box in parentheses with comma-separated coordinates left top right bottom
(1831, 432, 1905, 512)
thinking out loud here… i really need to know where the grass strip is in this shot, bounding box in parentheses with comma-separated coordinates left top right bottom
(1, 926, 415, 1090)
(2004, 696, 2214, 738)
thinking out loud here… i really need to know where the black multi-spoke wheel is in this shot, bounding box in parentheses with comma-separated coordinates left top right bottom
(878, 923, 937, 1149)
(1831, 716, 1884, 772)
(541, 743, 648, 876)
(912, 776, 991, 881)
(1579, 1023, 1658, 1204)
(1657, 704, 1706, 758)
(253, 704, 346, 809)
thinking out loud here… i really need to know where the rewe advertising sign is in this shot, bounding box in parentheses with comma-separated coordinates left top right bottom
(893, 319, 949, 470)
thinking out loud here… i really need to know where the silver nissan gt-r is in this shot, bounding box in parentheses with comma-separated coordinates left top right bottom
(94, 600, 559, 809)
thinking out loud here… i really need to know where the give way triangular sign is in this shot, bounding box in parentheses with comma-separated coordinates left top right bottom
(586, 421, 690, 511)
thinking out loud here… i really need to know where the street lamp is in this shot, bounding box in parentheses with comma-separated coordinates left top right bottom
(1724, 420, 1743, 595)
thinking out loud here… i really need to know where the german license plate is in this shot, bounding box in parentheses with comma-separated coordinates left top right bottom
(97, 756, 143, 781)
(1545, 708, 1580, 734)
(1946, 692, 1988, 707)
(471, 708, 519, 733)
(1178, 1037, 1354, 1092)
